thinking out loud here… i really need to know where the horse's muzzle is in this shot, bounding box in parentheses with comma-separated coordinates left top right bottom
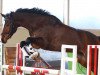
(1, 37, 7, 43)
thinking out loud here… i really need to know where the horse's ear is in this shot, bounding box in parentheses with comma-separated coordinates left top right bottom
(0, 13, 6, 18)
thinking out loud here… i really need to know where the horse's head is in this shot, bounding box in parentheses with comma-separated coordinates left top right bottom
(1, 12, 18, 43)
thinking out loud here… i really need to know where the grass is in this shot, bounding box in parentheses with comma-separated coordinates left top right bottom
(67, 53, 94, 75)
(67, 53, 87, 74)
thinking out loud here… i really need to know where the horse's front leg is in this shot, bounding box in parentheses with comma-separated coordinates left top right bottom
(26, 36, 47, 49)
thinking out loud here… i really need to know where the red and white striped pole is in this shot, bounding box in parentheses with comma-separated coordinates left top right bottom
(87, 45, 99, 75)
(89, 46, 92, 75)
(16, 44, 23, 75)
(94, 46, 98, 75)
(2, 65, 60, 75)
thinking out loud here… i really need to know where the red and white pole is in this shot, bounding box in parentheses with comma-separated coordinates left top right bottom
(2, 65, 60, 75)
(87, 45, 100, 75)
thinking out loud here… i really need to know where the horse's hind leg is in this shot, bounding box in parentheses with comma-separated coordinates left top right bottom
(77, 51, 87, 68)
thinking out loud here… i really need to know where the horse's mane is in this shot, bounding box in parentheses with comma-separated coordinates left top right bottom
(5, 8, 63, 25)
(15, 8, 51, 16)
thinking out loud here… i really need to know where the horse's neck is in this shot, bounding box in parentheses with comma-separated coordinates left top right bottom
(16, 14, 62, 35)
(17, 16, 45, 34)
(17, 17, 36, 33)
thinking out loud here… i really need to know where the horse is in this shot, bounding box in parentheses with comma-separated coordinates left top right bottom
(98, 36, 100, 41)
(1, 8, 100, 71)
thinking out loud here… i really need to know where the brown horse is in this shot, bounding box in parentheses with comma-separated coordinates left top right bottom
(98, 36, 100, 41)
(1, 8, 100, 71)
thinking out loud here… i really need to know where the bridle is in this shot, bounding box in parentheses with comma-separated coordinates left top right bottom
(8, 12, 15, 36)
(2, 12, 15, 37)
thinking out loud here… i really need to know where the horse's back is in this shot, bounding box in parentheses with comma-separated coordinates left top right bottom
(77, 29, 100, 45)
(49, 25, 83, 51)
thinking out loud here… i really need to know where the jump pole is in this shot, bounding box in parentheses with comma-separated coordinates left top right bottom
(2, 65, 60, 75)
(87, 45, 100, 75)
(16, 43, 23, 75)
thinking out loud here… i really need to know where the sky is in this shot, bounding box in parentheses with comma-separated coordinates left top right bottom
(70, 0, 100, 29)
(3, 0, 100, 29)
(3, 0, 64, 21)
